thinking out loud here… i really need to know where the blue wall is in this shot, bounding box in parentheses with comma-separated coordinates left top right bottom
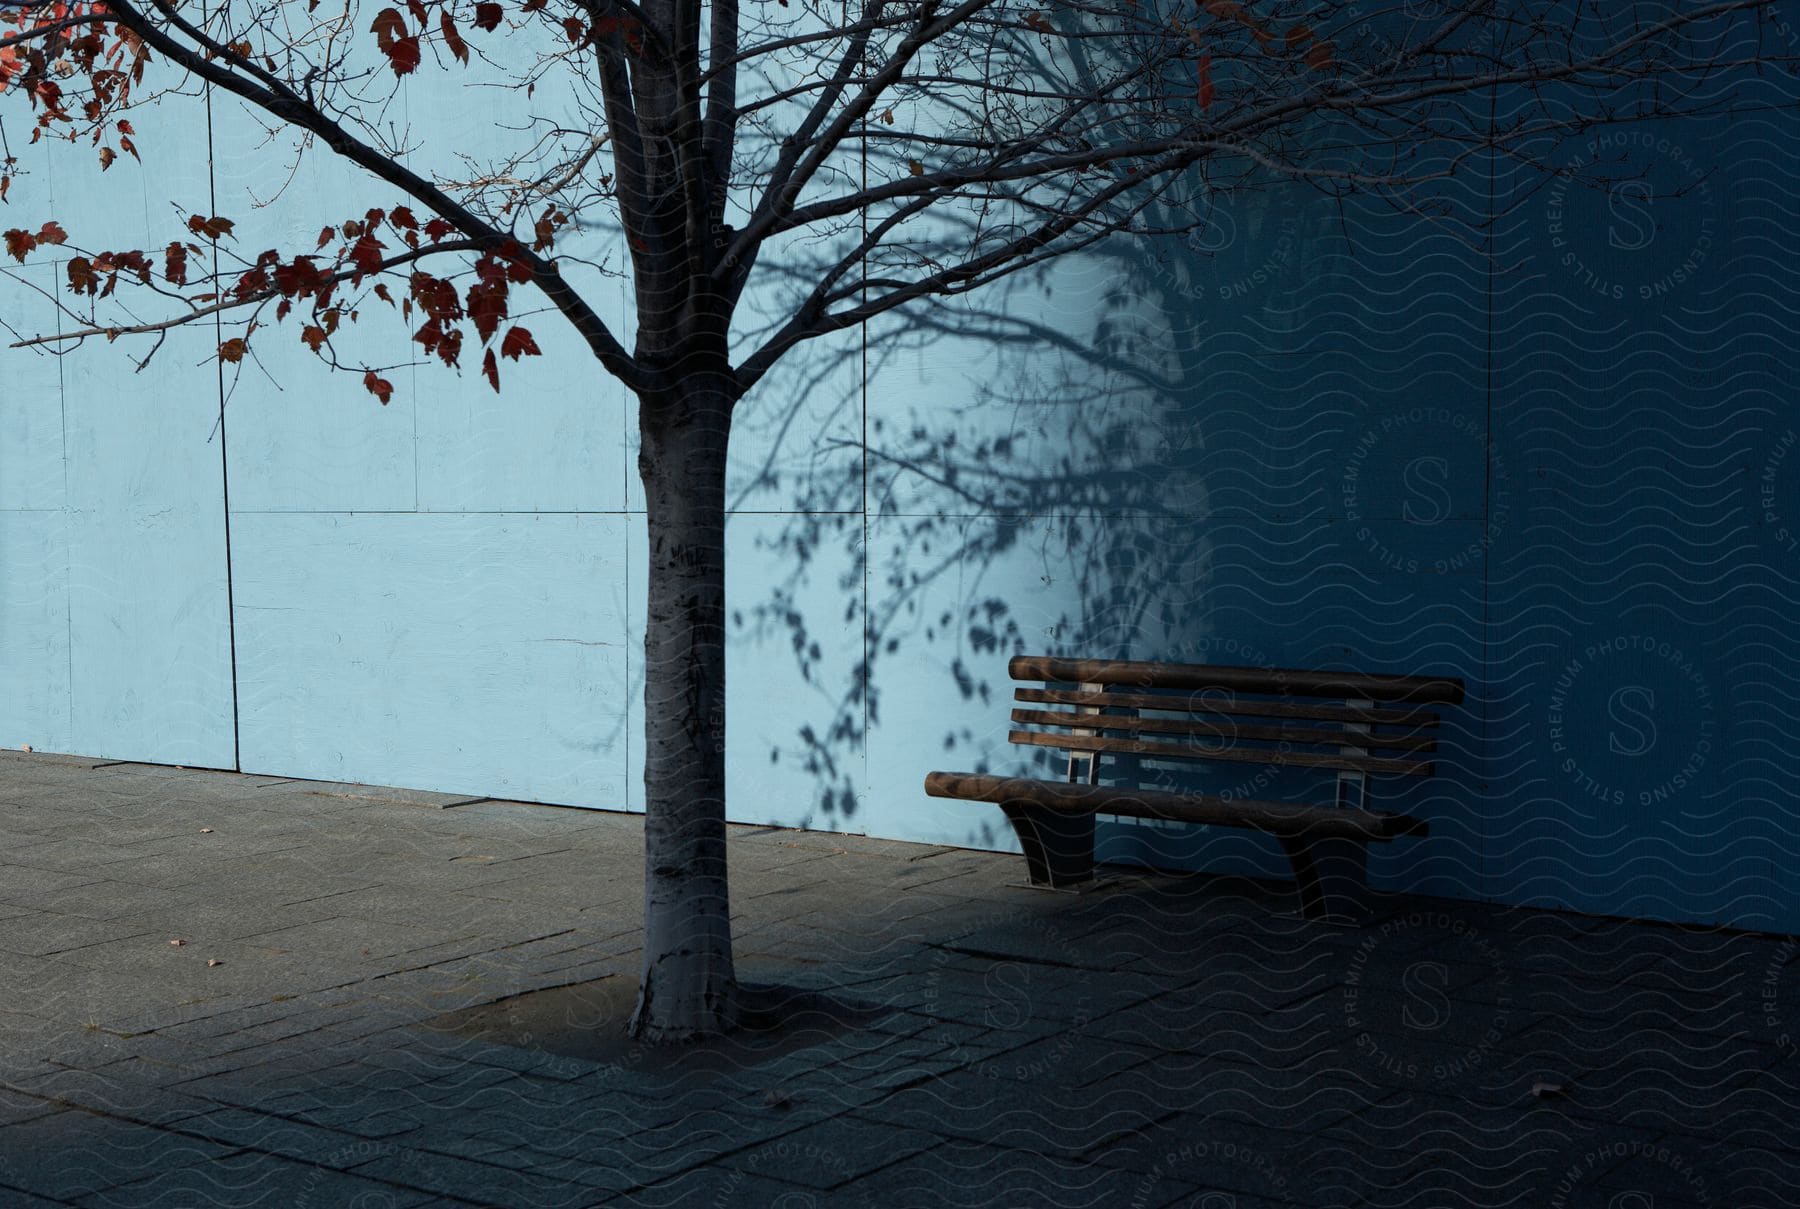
(2, 34, 1796, 932)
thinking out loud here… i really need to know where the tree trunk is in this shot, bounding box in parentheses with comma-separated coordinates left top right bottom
(628, 373, 739, 1042)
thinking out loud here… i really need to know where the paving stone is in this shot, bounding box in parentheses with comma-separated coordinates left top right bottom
(350, 1148, 603, 1207)
(719, 1115, 943, 1189)
(75, 1149, 446, 1209)
(864, 1138, 1161, 1209)
(0, 1110, 236, 1201)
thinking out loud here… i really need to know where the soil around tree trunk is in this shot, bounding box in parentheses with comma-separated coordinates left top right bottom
(420, 972, 883, 1079)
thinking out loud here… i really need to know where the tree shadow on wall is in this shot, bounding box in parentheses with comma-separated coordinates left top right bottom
(728, 171, 1361, 840)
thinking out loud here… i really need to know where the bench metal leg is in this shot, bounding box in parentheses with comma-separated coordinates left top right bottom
(1279, 834, 1371, 924)
(1000, 803, 1097, 890)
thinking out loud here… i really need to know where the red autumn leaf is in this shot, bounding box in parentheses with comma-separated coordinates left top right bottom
(389, 206, 418, 230)
(66, 256, 96, 294)
(370, 7, 406, 49)
(165, 241, 187, 285)
(363, 369, 394, 404)
(35, 222, 67, 246)
(276, 299, 292, 320)
(441, 11, 469, 63)
(1305, 42, 1335, 70)
(350, 232, 385, 278)
(520, 0, 546, 12)
(563, 17, 585, 43)
(3, 229, 35, 262)
(434, 325, 463, 368)
(1198, 53, 1215, 111)
(301, 325, 327, 352)
(218, 337, 248, 363)
(386, 35, 422, 76)
(373, 283, 395, 305)
(273, 256, 326, 297)
(499, 325, 540, 360)
(467, 279, 508, 341)
(316, 225, 336, 250)
(1286, 23, 1313, 49)
(188, 214, 235, 240)
(118, 120, 134, 136)
(473, 2, 503, 31)
(424, 217, 456, 243)
(482, 347, 500, 391)
(98, 146, 116, 170)
(407, 0, 428, 29)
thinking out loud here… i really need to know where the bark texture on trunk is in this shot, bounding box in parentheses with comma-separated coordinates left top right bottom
(629, 377, 739, 1042)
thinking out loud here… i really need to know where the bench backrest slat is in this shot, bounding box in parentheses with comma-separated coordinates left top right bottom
(1009, 730, 1435, 777)
(1009, 655, 1465, 705)
(1013, 687, 1440, 730)
(1009, 707, 1437, 754)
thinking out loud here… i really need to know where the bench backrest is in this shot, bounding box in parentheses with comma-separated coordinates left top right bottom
(1007, 655, 1465, 782)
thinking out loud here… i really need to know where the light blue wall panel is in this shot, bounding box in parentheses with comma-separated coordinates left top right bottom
(232, 511, 630, 805)
(61, 321, 235, 767)
(0, 263, 65, 511)
(1481, 74, 1800, 929)
(0, 510, 71, 754)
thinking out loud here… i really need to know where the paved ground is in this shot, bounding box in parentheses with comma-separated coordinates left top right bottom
(2, 749, 1798, 1207)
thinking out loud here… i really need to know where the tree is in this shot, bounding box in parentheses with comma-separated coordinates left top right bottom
(0, 0, 1787, 1040)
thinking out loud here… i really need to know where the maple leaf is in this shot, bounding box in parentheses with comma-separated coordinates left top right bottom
(363, 369, 394, 404)
(370, 7, 406, 50)
(301, 325, 327, 352)
(350, 232, 385, 278)
(482, 347, 500, 392)
(467, 278, 508, 341)
(164, 241, 187, 285)
(98, 146, 115, 170)
(473, 2, 503, 32)
(35, 221, 66, 245)
(441, 11, 469, 63)
(424, 217, 455, 243)
(188, 214, 235, 240)
(218, 337, 248, 364)
(500, 325, 540, 360)
(316, 225, 335, 250)
(3, 229, 35, 262)
(66, 256, 96, 294)
(387, 35, 423, 77)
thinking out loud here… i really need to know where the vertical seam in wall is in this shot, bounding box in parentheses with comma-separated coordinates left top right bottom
(206, 74, 243, 771)
(1480, 81, 1498, 902)
(860, 91, 870, 822)
(57, 254, 73, 743)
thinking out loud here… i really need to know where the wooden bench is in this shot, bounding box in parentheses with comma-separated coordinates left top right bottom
(924, 655, 1465, 922)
